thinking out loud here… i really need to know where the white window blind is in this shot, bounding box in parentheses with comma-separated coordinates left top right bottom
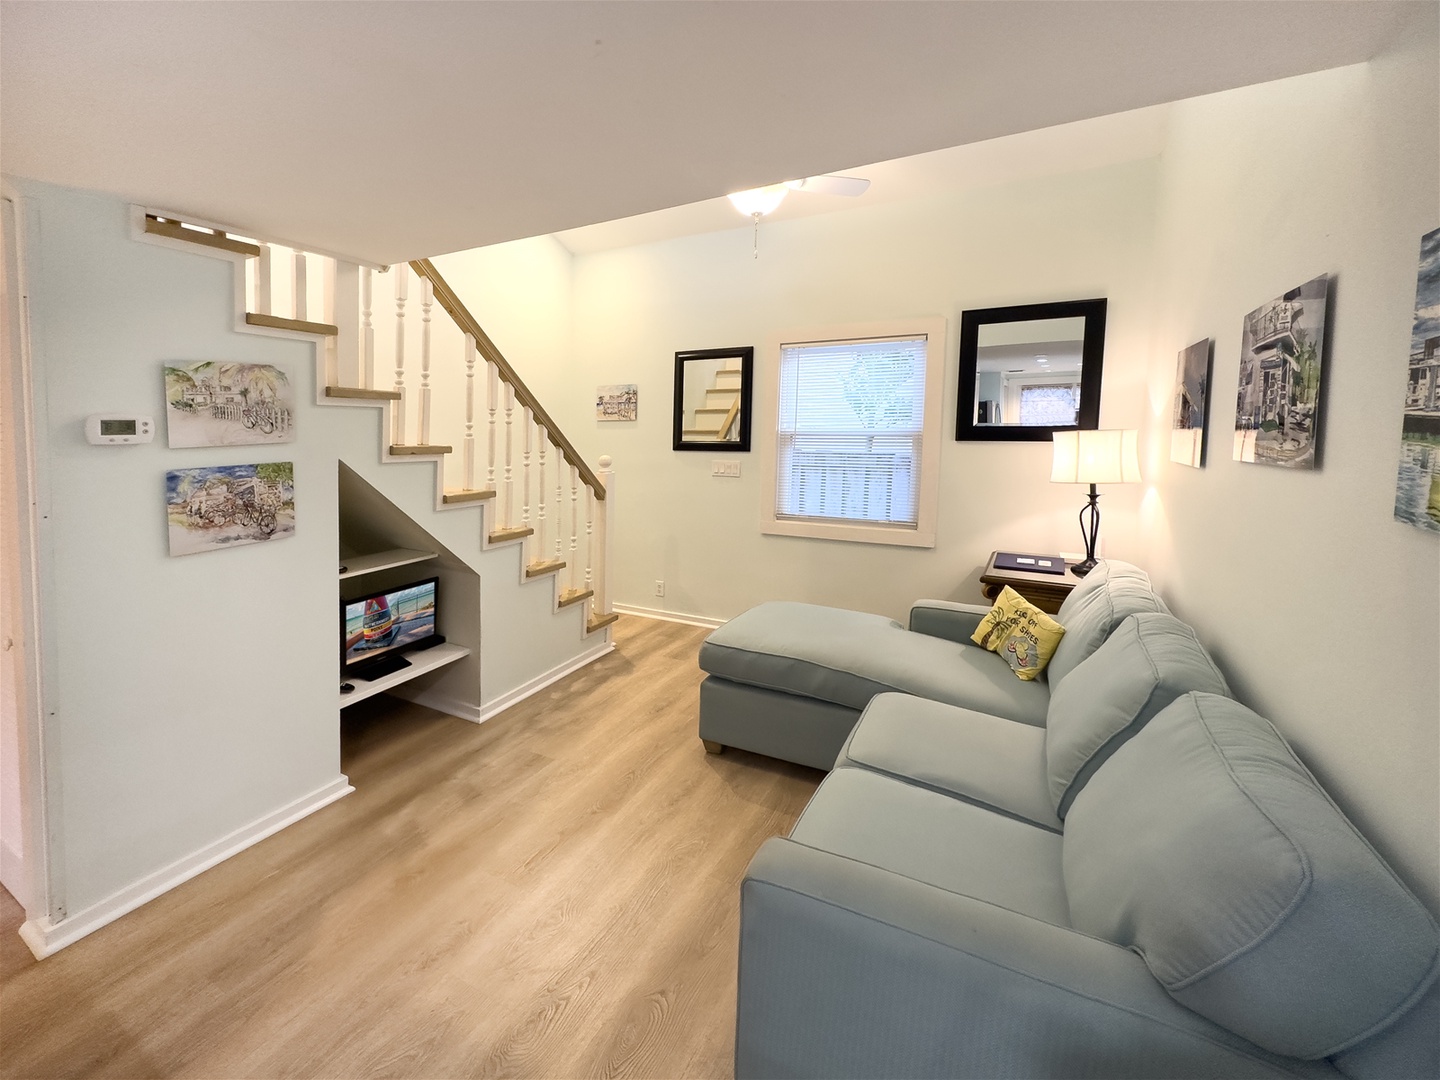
(1018, 384, 1080, 426)
(776, 335, 928, 528)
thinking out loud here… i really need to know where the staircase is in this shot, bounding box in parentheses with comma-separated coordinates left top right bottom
(135, 208, 618, 693)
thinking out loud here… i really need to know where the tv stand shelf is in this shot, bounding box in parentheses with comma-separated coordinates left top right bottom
(340, 547, 437, 580)
(340, 642, 470, 707)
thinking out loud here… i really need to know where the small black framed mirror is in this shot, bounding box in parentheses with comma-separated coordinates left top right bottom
(955, 298, 1107, 441)
(673, 346, 753, 452)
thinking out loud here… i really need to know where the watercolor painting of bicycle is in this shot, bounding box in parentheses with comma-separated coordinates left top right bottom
(164, 361, 295, 448)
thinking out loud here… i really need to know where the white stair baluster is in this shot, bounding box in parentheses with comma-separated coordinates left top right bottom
(555, 445, 564, 563)
(361, 267, 374, 390)
(393, 264, 408, 445)
(536, 430, 547, 557)
(487, 363, 498, 491)
(463, 334, 476, 491)
(420, 277, 433, 445)
(584, 484, 595, 600)
(255, 242, 272, 316)
(521, 409, 532, 533)
(293, 250, 308, 322)
(503, 383, 515, 527)
(569, 465, 579, 591)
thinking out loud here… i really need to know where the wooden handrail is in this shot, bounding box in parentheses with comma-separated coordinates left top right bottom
(410, 258, 605, 499)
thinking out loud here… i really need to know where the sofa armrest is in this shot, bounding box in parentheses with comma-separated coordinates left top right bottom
(738, 839, 1337, 1080)
(908, 599, 992, 644)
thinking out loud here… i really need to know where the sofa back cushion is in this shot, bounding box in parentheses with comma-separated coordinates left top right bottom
(1045, 612, 1229, 819)
(1063, 692, 1440, 1060)
(1046, 560, 1168, 690)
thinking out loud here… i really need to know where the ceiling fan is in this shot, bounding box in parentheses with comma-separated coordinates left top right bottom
(727, 174, 871, 258)
(727, 173, 871, 218)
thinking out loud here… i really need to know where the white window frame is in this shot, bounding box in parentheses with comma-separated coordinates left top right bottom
(760, 317, 947, 548)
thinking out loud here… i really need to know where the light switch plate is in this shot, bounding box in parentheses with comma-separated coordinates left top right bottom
(712, 461, 741, 478)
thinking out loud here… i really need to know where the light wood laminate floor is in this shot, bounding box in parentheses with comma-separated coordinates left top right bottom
(0, 616, 822, 1079)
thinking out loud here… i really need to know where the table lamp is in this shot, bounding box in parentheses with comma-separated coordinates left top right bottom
(1051, 429, 1141, 577)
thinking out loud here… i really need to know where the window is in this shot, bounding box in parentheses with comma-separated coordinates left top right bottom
(762, 318, 946, 548)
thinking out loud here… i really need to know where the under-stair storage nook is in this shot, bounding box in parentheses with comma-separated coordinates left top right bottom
(339, 462, 480, 714)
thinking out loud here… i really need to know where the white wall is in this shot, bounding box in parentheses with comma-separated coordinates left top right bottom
(1141, 19, 1439, 911)
(13, 181, 344, 922)
(564, 160, 1160, 624)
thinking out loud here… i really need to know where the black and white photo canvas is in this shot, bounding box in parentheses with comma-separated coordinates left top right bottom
(1233, 275, 1328, 469)
(1395, 227, 1440, 533)
(165, 361, 294, 448)
(1170, 338, 1210, 468)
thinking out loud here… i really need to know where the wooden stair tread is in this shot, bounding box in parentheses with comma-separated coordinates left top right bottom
(442, 488, 496, 504)
(389, 444, 453, 456)
(558, 588, 594, 608)
(144, 215, 261, 257)
(705, 386, 739, 395)
(489, 526, 535, 544)
(245, 312, 340, 336)
(525, 559, 567, 578)
(326, 386, 402, 401)
(695, 407, 732, 414)
(587, 611, 620, 633)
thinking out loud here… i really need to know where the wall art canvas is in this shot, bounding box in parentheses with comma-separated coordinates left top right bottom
(165, 361, 294, 448)
(596, 384, 638, 421)
(166, 462, 295, 556)
(1395, 226, 1440, 532)
(1170, 338, 1211, 468)
(1233, 275, 1329, 469)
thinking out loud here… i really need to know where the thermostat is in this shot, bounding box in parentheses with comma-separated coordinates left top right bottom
(85, 414, 154, 445)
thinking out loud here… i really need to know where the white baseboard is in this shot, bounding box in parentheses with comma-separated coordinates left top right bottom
(0, 837, 27, 909)
(401, 639, 613, 725)
(19, 775, 353, 960)
(611, 603, 725, 629)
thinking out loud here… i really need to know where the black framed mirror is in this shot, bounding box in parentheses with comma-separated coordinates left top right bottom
(955, 298, 1107, 441)
(673, 346, 753, 452)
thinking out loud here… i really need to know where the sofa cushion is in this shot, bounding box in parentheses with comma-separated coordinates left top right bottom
(1045, 612, 1230, 819)
(1046, 560, 1169, 690)
(1063, 692, 1440, 1060)
(699, 601, 1050, 726)
(836, 693, 1061, 831)
(790, 766, 1069, 926)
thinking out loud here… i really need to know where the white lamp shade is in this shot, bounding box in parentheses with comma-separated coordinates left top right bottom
(1051, 429, 1142, 484)
(727, 184, 788, 217)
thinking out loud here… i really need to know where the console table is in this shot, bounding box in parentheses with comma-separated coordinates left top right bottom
(979, 551, 1080, 615)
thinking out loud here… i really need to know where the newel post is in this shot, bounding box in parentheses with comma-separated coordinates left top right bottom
(595, 455, 614, 617)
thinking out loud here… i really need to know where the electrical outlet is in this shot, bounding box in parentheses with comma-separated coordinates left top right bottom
(712, 460, 741, 478)
(654, 580, 665, 597)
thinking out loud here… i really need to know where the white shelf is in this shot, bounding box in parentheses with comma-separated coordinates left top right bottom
(339, 547, 437, 580)
(340, 642, 470, 707)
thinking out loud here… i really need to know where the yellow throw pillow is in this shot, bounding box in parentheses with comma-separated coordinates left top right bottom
(971, 586, 1066, 681)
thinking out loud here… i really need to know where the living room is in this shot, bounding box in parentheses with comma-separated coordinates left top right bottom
(1, 2, 1436, 1076)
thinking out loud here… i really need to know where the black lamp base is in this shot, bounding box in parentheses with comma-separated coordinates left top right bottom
(1073, 483, 1101, 578)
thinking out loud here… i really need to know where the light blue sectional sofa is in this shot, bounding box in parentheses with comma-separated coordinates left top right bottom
(698, 562, 1440, 1078)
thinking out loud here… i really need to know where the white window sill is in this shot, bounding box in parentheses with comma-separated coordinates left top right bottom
(761, 516, 935, 549)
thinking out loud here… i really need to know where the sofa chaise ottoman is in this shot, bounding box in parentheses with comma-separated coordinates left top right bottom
(698, 559, 1166, 769)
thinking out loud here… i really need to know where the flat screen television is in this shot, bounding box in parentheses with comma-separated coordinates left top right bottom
(341, 576, 442, 681)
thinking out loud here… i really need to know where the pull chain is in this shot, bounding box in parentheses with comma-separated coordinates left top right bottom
(752, 212, 761, 259)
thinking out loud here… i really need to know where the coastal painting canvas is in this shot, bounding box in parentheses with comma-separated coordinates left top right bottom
(166, 462, 296, 556)
(1396, 227, 1440, 532)
(1233, 275, 1329, 469)
(596, 384, 638, 421)
(165, 362, 294, 448)
(1170, 338, 1211, 468)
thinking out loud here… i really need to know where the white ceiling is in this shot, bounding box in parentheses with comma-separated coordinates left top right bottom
(0, 1, 1412, 266)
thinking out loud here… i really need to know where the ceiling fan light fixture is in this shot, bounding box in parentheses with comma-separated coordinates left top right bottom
(727, 184, 789, 218)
